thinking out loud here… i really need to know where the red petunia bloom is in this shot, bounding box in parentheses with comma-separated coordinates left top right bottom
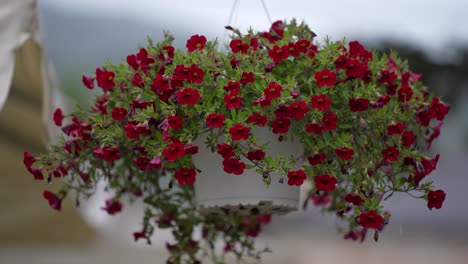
(224, 92, 243, 110)
(229, 123, 250, 141)
(401, 131, 415, 147)
(223, 157, 246, 175)
(168, 115, 183, 130)
(358, 210, 384, 229)
(223, 81, 240, 93)
(176, 88, 200, 106)
(416, 109, 432, 126)
(189, 64, 205, 84)
(53, 108, 64, 126)
(186, 34, 207, 52)
(287, 169, 307, 186)
(264, 82, 283, 100)
(82, 75, 94, 89)
(379, 70, 398, 85)
(43, 191, 61, 211)
(96, 68, 115, 90)
(421, 154, 440, 175)
(184, 145, 199, 155)
(23, 151, 36, 170)
(247, 112, 267, 126)
(334, 55, 349, 70)
(288, 42, 299, 57)
(269, 45, 289, 63)
(314, 174, 337, 191)
(311, 94, 332, 111)
(427, 189, 446, 210)
(134, 157, 150, 171)
(349, 97, 370, 112)
(240, 72, 255, 85)
(387, 122, 406, 135)
(295, 39, 310, 53)
(315, 69, 337, 87)
(398, 86, 413, 102)
(381, 146, 400, 163)
(206, 113, 226, 128)
(29, 168, 44, 180)
(287, 101, 308, 119)
(250, 37, 259, 52)
(253, 96, 271, 108)
(349, 40, 373, 61)
(217, 143, 235, 158)
(230, 39, 249, 54)
(372, 95, 391, 109)
(335, 147, 354, 160)
(274, 104, 289, 118)
(429, 97, 450, 121)
(132, 73, 144, 87)
(247, 149, 265, 161)
(230, 57, 241, 68)
(175, 168, 197, 185)
(345, 60, 368, 79)
(308, 153, 326, 165)
(305, 122, 322, 134)
(93, 146, 120, 162)
(271, 117, 291, 134)
(322, 112, 338, 131)
(111, 107, 127, 121)
(345, 193, 364, 206)
(101, 199, 123, 215)
(163, 142, 186, 162)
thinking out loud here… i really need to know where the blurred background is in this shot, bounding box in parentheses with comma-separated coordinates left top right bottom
(1, 0, 467, 263)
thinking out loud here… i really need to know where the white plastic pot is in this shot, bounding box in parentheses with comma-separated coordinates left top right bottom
(193, 128, 302, 215)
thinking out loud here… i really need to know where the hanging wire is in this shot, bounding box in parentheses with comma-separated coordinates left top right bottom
(226, 0, 240, 28)
(260, 0, 273, 25)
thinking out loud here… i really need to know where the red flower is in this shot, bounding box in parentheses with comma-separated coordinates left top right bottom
(372, 95, 391, 109)
(229, 123, 250, 141)
(264, 82, 283, 100)
(184, 145, 199, 155)
(311, 194, 332, 206)
(381, 146, 400, 163)
(224, 92, 243, 110)
(247, 112, 267, 126)
(230, 39, 249, 54)
(334, 55, 349, 70)
(189, 64, 204, 84)
(43, 191, 61, 211)
(308, 153, 326, 165)
(223, 81, 240, 93)
(287, 101, 308, 119)
(314, 174, 337, 191)
(401, 131, 415, 147)
(345, 60, 368, 79)
(349, 41, 373, 61)
(322, 112, 337, 131)
(206, 113, 226, 128)
(93, 146, 120, 162)
(349, 97, 370, 112)
(132, 73, 144, 87)
(253, 96, 271, 108)
(148, 156, 162, 170)
(416, 109, 432, 126)
(247, 149, 265, 161)
(335, 147, 354, 160)
(240, 72, 255, 85)
(427, 190, 446, 210)
(288, 42, 299, 57)
(268, 45, 289, 63)
(256, 214, 272, 224)
(175, 168, 197, 185)
(217, 143, 235, 158)
(358, 210, 384, 229)
(387, 122, 406, 135)
(53, 108, 64, 126)
(345, 193, 364, 206)
(96, 68, 115, 90)
(429, 97, 450, 121)
(379, 70, 397, 85)
(295, 39, 310, 53)
(274, 104, 289, 118)
(315, 69, 337, 87)
(311, 94, 332, 111)
(82, 75, 94, 89)
(176, 88, 200, 106)
(29, 168, 44, 180)
(186, 34, 207, 52)
(23, 151, 36, 170)
(230, 57, 241, 68)
(111, 107, 127, 121)
(101, 199, 123, 215)
(134, 157, 150, 171)
(163, 142, 186, 162)
(305, 122, 322, 134)
(271, 117, 291, 134)
(223, 157, 246, 175)
(398, 87, 413, 102)
(421, 154, 440, 175)
(168, 115, 183, 130)
(287, 170, 307, 186)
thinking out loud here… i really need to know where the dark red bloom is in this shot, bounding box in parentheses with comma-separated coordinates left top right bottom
(256, 214, 272, 224)
(240, 72, 255, 85)
(349, 97, 370, 112)
(111, 107, 127, 121)
(223, 81, 240, 93)
(247, 149, 265, 161)
(132, 73, 144, 87)
(230, 57, 241, 68)
(398, 87, 413, 102)
(53, 108, 64, 126)
(314, 174, 337, 191)
(23, 151, 36, 170)
(168, 115, 183, 130)
(295, 39, 310, 54)
(274, 104, 290, 118)
(345, 60, 368, 79)
(421, 154, 440, 175)
(427, 190, 446, 210)
(250, 37, 259, 52)
(253, 96, 271, 108)
(148, 156, 162, 170)
(29, 168, 44, 180)
(287, 169, 307, 186)
(173, 65, 191, 80)
(93, 146, 120, 162)
(189, 64, 205, 84)
(287, 42, 299, 57)
(224, 92, 243, 110)
(334, 55, 349, 70)
(101, 199, 123, 215)
(176, 88, 200, 106)
(206, 113, 226, 128)
(416, 109, 432, 126)
(162, 142, 186, 162)
(268, 45, 289, 63)
(134, 157, 150, 171)
(308, 153, 326, 165)
(381, 146, 400, 163)
(82, 75, 94, 89)
(271, 117, 291, 134)
(401, 131, 415, 147)
(429, 97, 450, 121)
(184, 145, 199, 155)
(335, 147, 354, 160)
(287, 101, 308, 119)
(372, 95, 391, 108)
(358, 210, 384, 229)
(230, 39, 249, 54)
(311, 194, 332, 206)
(186, 34, 207, 52)
(305, 122, 322, 134)
(264, 82, 282, 100)
(95, 68, 115, 90)
(311, 94, 332, 111)
(379, 70, 397, 85)
(175, 168, 197, 185)
(229, 123, 250, 141)
(322, 112, 337, 131)
(387, 122, 406, 135)
(43, 191, 61, 211)
(345, 193, 365, 206)
(223, 157, 246, 175)
(247, 112, 267, 126)
(349, 40, 373, 61)
(427, 122, 443, 150)
(217, 143, 235, 158)
(315, 69, 337, 87)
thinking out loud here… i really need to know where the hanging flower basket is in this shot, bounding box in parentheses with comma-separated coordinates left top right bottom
(23, 19, 449, 263)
